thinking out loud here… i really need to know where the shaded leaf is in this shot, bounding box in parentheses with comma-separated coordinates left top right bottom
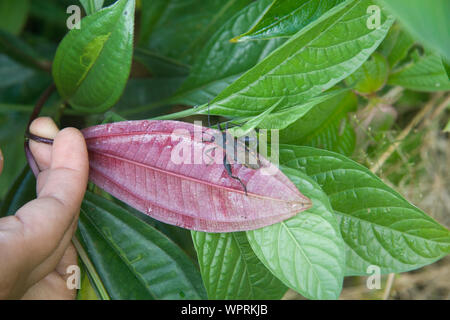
(133, 48, 190, 77)
(78, 191, 207, 299)
(279, 91, 357, 156)
(0, 0, 29, 35)
(140, 0, 252, 64)
(82, 120, 311, 232)
(0, 167, 35, 217)
(0, 54, 34, 88)
(192, 231, 287, 299)
(166, 0, 284, 108)
(0, 30, 51, 71)
(346, 52, 389, 94)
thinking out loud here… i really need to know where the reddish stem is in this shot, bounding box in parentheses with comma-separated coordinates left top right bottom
(24, 83, 56, 177)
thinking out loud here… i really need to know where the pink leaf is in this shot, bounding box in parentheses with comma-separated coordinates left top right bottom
(82, 120, 311, 232)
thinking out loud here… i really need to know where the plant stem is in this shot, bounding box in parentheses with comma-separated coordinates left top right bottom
(24, 83, 56, 177)
(72, 236, 111, 300)
(370, 92, 443, 174)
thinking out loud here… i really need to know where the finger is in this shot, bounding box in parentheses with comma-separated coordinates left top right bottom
(13, 127, 88, 265)
(26, 218, 78, 286)
(29, 117, 59, 171)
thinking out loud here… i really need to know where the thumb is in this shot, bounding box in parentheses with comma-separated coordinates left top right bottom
(29, 117, 60, 171)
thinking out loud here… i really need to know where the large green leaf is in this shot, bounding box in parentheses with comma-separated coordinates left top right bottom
(192, 231, 287, 299)
(0, 0, 29, 35)
(279, 90, 357, 156)
(52, 0, 135, 112)
(388, 53, 450, 91)
(377, 0, 450, 61)
(167, 0, 284, 107)
(140, 0, 252, 64)
(0, 113, 28, 199)
(78, 191, 207, 299)
(279, 146, 450, 276)
(202, 0, 393, 117)
(233, 0, 348, 41)
(247, 168, 345, 300)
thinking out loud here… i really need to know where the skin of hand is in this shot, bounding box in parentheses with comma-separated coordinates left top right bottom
(0, 117, 89, 299)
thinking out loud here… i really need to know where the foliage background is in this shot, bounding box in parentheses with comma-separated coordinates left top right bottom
(0, 0, 449, 299)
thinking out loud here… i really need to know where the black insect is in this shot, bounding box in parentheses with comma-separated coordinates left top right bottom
(202, 104, 262, 195)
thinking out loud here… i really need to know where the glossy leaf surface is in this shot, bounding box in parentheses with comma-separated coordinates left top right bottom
(82, 120, 311, 232)
(203, 0, 393, 117)
(247, 167, 345, 300)
(52, 0, 135, 112)
(279, 145, 450, 275)
(233, 0, 347, 41)
(78, 191, 206, 299)
(192, 231, 287, 299)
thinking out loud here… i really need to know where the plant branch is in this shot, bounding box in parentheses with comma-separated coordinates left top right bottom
(24, 83, 56, 177)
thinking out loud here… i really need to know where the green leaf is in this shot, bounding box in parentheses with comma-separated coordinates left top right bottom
(228, 100, 280, 137)
(247, 167, 345, 300)
(388, 53, 450, 91)
(346, 52, 389, 94)
(378, 24, 414, 68)
(279, 145, 450, 275)
(167, 0, 284, 108)
(78, 191, 207, 299)
(232, 89, 348, 131)
(442, 56, 450, 80)
(444, 120, 450, 132)
(133, 48, 190, 77)
(233, 0, 348, 42)
(0, 0, 29, 35)
(115, 77, 185, 118)
(192, 231, 287, 299)
(0, 113, 27, 199)
(0, 167, 35, 218)
(0, 30, 51, 72)
(52, 0, 135, 112)
(377, 0, 450, 61)
(279, 90, 357, 156)
(0, 54, 34, 88)
(80, 0, 104, 15)
(203, 0, 394, 117)
(140, 0, 253, 64)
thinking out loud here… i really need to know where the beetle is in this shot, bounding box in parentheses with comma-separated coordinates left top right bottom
(202, 104, 262, 195)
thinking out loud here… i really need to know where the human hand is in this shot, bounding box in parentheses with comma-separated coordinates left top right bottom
(0, 117, 89, 299)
